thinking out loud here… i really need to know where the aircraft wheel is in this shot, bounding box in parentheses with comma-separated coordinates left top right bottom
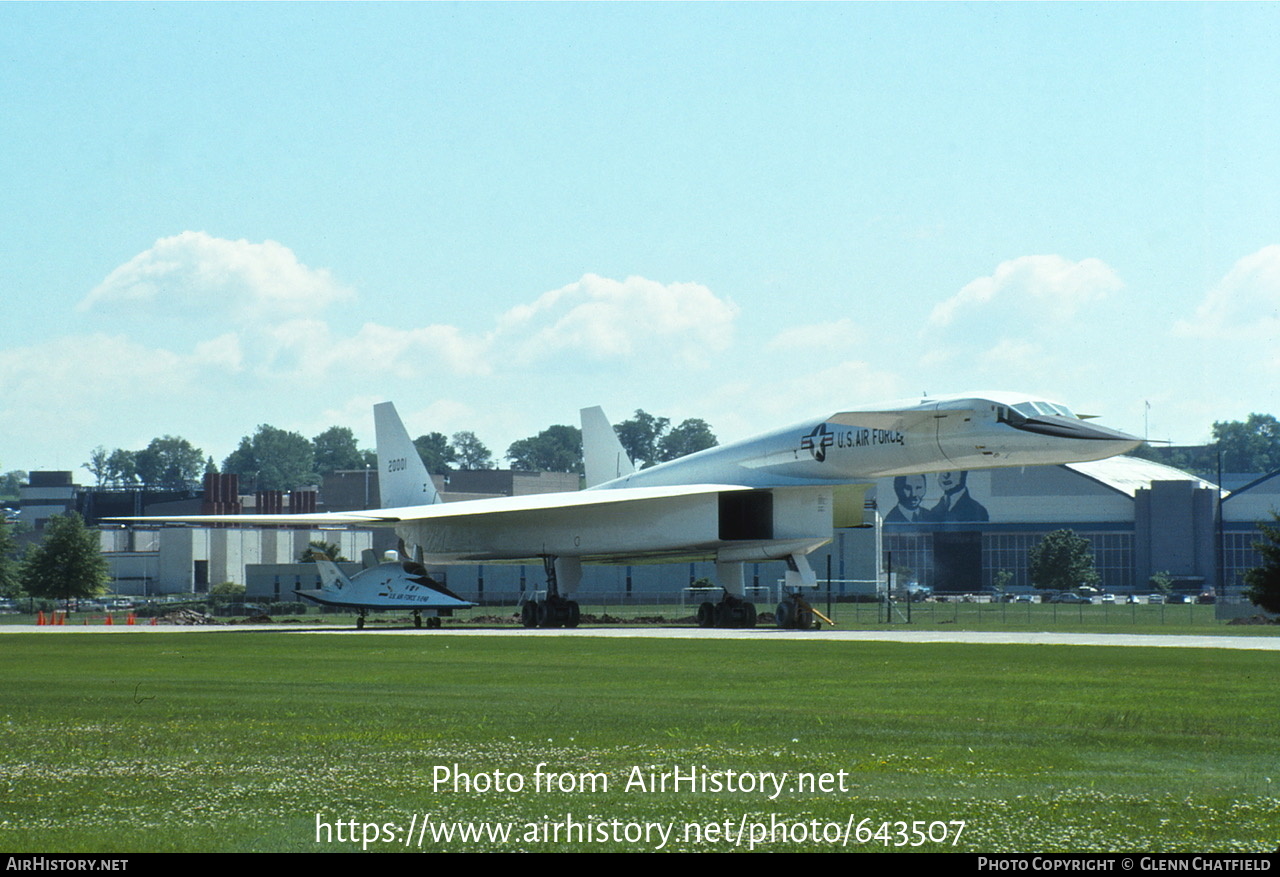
(774, 601, 793, 629)
(744, 602, 757, 628)
(521, 601, 538, 628)
(566, 601, 580, 629)
(429, 616, 441, 629)
(537, 601, 553, 628)
(696, 602, 715, 628)
(413, 614, 422, 629)
(356, 616, 365, 630)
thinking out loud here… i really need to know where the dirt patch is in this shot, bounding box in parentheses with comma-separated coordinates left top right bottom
(156, 608, 220, 625)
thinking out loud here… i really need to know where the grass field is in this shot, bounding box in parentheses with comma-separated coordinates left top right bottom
(1, 631, 1277, 853)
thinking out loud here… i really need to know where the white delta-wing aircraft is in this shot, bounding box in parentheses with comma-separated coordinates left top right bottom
(297, 551, 476, 630)
(136, 393, 1140, 630)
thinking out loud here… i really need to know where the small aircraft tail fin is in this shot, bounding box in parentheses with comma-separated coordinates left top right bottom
(314, 556, 353, 593)
(374, 402, 442, 508)
(581, 406, 635, 488)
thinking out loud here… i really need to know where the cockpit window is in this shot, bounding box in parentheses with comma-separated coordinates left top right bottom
(1012, 401, 1077, 419)
(997, 405, 1028, 426)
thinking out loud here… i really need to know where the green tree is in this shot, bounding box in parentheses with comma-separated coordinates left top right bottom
(0, 517, 21, 598)
(413, 432, 457, 474)
(1027, 529, 1099, 592)
(210, 581, 246, 598)
(81, 448, 138, 487)
(0, 471, 26, 500)
(20, 513, 109, 603)
(451, 431, 493, 470)
(222, 425, 318, 491)
(106, 449, 138, 486)
(83, 447, 111, 486)
(1243, 513, 1280, 614)
(299, 540, 348, 562)
(1133, 413, 1280, 480)
(1215, 414, 1280, 474)
(312, 426, 367, 476)
(135, 436, 205, 490)
(614, 410, 670, 468)
(506, 425, 583, 473)
(657, 418, 718, 462)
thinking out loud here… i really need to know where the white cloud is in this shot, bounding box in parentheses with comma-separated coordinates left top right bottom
(78, 231, 353, 323)
(766, 318, 861, 352)
(496, 274, 738, 366)
(0, 334, 221, 461)
(929, 255, 1123, 327)
(79, 236, 738, 381)
(205, 273, 736, 383)
(262, 320, 493, 380)
(7, 254, 746, 467)
(702, 359, 906, 443)
(1174, 244, 1280, 342)
(976, 338, 1042, 372)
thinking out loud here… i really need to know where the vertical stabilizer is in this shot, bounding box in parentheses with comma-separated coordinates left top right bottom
(313, 557, 353, 593)
(581, 406, 636, 488)
(374, 402, 442, 508)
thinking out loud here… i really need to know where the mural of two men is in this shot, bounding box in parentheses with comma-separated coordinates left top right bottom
(885, 471, 989, 523)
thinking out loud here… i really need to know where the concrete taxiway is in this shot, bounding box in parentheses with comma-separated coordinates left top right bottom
(2, 623, 1278, 650)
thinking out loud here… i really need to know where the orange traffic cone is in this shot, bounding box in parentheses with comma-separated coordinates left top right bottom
(36, 610, 44, 626)
(127, 613, 136, 625)
(105, 614, 113, 626)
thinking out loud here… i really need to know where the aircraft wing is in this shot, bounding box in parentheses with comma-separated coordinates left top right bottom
(112, 483, 751, 528)
(113, 481, 837, 567)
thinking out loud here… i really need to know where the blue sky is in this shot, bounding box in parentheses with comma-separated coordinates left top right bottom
(3, 3, 1279, 473)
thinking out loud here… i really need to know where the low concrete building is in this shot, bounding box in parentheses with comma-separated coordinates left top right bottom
(99, 526, 372, 595)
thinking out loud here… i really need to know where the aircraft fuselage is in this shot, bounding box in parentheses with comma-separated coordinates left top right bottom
(592, 393, 1140, 491)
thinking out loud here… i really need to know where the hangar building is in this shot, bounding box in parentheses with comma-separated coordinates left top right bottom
(873, 456, 1223, 594)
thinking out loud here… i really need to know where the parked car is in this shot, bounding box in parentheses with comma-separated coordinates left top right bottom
(1196, 591, 1216, 604)
(1147, 594, 1164, 604)
(1050, 592, 1090, 604)
(1100, 594, 1116, 604)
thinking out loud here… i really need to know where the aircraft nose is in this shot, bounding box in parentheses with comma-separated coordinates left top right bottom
(1013, 415, 1143, 453)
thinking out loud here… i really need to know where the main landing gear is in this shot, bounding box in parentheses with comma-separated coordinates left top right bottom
(412, 611, 442, 630)
(520, 595, 580, 629)
(355, 609, 442, 631)
(696, 591, 758, 629)
(520, 556, 581, 629)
